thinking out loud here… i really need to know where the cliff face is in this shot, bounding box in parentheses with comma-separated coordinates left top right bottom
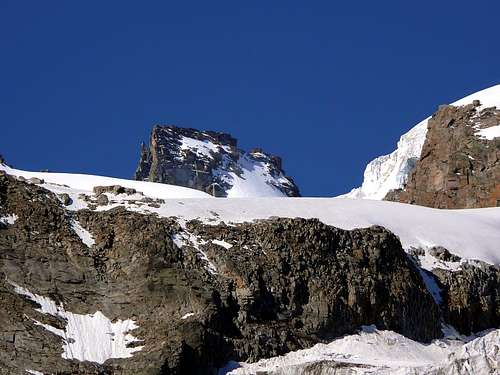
(343, 84, 500, 207)
(134, 125, 300, 197)
(385, 102, 500, 208)
(0, 173, 445, 374)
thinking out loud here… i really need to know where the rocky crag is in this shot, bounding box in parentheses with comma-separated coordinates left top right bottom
(134, 125, 300, 197)
(1, 173, 480, 374)
(385, 101, 500, 208)
(344, 84, 500, 208)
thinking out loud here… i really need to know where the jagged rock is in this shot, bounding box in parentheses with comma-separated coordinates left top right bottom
(93, 185, 138, 196)
(28, 177, 44, 184)
(385, 103, 500, 208)
(432, 261, 500, 335)
(429, 246, 461, 262)
(134, 125, 300, 197)
(58, 193, 72, 206)
(96, 193, 109, 206)
(0, 175, 445, 374)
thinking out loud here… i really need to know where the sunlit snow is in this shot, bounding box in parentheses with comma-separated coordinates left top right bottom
(475, 124, 500, 140)
(220, 326, 500, 374)
(71, 219, 95, 248)
(0, 214, 17, 225)
(12, 283, 143, 364)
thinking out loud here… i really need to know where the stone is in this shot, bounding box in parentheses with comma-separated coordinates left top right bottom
(93, 185, 137, 196)
(432, 261, 499, 335)
(428, 246, 461, 262)
(134, 125, 301, 197)
(385, 103, 500, 208)
(96, 194, 109, 206)
(58, 193, 72, 206)
(28, 177, 44, 184)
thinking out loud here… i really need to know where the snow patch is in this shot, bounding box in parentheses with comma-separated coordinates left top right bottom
(71, 219, 95, 248)
(181, 312, 195, 320)
(12, 283, 143, 364)
(475, 124, 500, 140)
(0, 213, 18, 225)
(179, 136, 231, 159)
(212, 239, 233, 249)
(25, 371, 44, 375)
(215, 154, 290, 198)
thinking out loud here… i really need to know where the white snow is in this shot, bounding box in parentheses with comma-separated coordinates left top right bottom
(179, 136, 231, 159)
(12, 283, 143, 364)
(220, 326, 499, 375)
(0, 213, 18, 225)
(475, 124, 500, 140)
(146, 198, 499, 265)
(0, 163, 211, 203)
(181, 312, 195, 320)
(2, 163, 500, 265)
(71, 220, 95, 248)
(343, 84, 500, 200)
(417, 249, 464, 272)
(221, 155, 290, 198)
(25, 371, 44, 375)
(212, 239, 233, 249)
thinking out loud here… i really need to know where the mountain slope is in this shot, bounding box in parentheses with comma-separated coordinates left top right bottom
(343, 84, 500, 201)
(1, 164, 499, 374)
(2, 163, 499, 265)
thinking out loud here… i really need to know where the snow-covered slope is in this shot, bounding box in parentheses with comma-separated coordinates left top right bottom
(343, 84, 500, 200)
(0, 163, 211, 203)
(3, 164, 499, 266)
(220, 326, 499, 374)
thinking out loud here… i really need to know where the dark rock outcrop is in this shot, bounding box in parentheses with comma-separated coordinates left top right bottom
(432, 261, 500, 335)
(385, 102, 500, 208)
(134, 125, 300, 197)
(0, 174, 445, 374)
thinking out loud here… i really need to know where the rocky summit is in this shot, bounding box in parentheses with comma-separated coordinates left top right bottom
(385, 101, 500, 208)
(134, 125, 300, 198)
(344, 84, 500, 208)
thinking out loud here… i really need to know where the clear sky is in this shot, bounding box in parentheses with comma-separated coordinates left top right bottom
(1, 1, 499, 196)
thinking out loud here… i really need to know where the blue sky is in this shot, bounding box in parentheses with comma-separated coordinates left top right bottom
(1, 1, 499, 196)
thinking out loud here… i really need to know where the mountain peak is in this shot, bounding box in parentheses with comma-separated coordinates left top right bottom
(342, 84, 500, 206)
(134, 125, 300, 197)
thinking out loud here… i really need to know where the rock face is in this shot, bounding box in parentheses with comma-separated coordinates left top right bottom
(0, 174, 447, 374)
(432, 261, 500, 335)
(385, 102, 500, 208)
(343, 84, 500, 207)
(134, 125, 300, 197)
